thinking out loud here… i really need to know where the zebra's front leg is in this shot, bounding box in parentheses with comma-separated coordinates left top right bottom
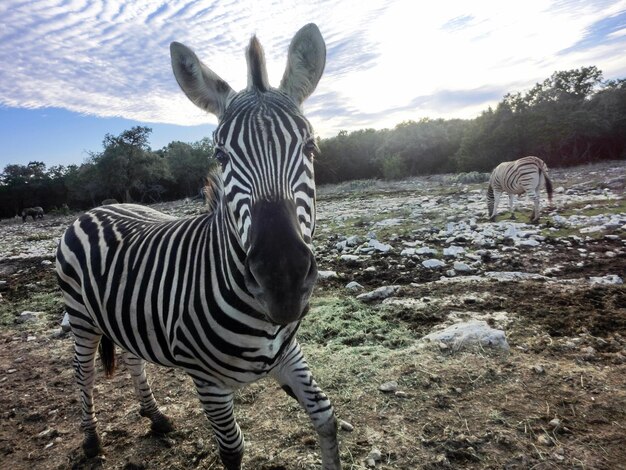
(122, 352, 174, 434)
(489, 190, 502, 221)
(73, 330, 103, 457)
(192, 379, 244, 470)
(272, 342, 341, 470)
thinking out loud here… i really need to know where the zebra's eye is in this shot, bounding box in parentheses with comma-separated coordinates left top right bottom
(303, 140, 319, 160)
(214, 148, 230, 167)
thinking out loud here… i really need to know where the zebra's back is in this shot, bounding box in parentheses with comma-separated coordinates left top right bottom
(490, 156, 547, 194)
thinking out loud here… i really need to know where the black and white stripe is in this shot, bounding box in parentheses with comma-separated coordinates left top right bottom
(487, 156, 553, 222)
(56, 24, 340, 470)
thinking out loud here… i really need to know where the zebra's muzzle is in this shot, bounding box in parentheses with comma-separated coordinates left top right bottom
(244, 252, 317, 325)
(244, 199, 318, 325)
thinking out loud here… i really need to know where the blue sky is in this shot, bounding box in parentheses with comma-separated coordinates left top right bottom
(1, 0, 626, 168)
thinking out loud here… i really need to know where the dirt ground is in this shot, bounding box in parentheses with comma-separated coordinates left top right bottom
(1, 164, 625, 469)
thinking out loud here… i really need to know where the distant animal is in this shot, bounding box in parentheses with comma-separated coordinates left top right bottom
(487, 156, 553, 223)
(21, 206, 44, 222)
(56, 24, 340, 470)
(100, 198, 119, 205)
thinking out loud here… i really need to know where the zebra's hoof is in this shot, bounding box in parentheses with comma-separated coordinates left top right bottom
(220, 449, 244, 470)
(82, 433, 103, 458)
(151, 414, 175, 434)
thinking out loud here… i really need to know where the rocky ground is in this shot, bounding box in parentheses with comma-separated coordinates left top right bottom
(0, 161, 624, 469)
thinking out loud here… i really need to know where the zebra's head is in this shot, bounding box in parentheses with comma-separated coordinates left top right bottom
(171, 24, 325, 325)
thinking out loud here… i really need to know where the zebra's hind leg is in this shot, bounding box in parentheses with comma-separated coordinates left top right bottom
(272, 342, 341, 470)
(508, 194, 517, 219)
(530, 188, 541, 223)
(122, 352, 174, 434)
(72, 328, 104, 457)
(192, 379, 244, 470)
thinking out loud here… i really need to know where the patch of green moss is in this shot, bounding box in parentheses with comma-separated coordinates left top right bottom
(300, 294, 415, 351)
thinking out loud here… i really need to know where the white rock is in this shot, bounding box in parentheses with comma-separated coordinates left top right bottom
(367, 448, 383, 461)
(485, 271, 548, 281)
(453, 262, 472, 273)
(422, 259, 445, 269)
(339, 420, 354, 432)
(346, 235, 361, 246)
(345, 281, 364, 291)
(61, 311, 71, 332)
(356, 285, 400, 302)
(318, 270, 338, 280)
(340, 254, 360, 262)
(378, 381, 398, 393)
(416, 247, 437, 255)
(368, 239, 392, 253)
(589, 275, 623, 285)
(517, 239, 540, 248)
(504, 226, 518, 238)
(422, 320, 509, 351)
(580, 225, 604, 234)
(400, 248, 416, 256)
(443, 245, 465, 257)
(19, 311, 44, 322)
(374, 218, 403, 227)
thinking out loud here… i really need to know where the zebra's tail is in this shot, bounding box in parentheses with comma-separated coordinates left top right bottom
(541, 169, 554, 205)
(99, 336, 116, 378)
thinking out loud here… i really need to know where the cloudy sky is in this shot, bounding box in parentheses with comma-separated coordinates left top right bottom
(1, 0, 626, 167)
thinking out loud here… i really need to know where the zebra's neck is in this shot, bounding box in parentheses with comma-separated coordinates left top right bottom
(207, 200, 268, 323)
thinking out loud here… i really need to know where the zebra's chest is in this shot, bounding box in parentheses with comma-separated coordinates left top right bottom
(171, 310, 298, 386)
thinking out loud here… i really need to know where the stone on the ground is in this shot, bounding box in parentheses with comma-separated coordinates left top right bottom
(345, 281, 364, 291)
(422, 259, 445, 269)
(318, 270, 338, 280)
(378, 381, 398, 393)
(357, 285, 399, 302)
(61, 311, 71, 332)
(589, 274, 623, 285)
(416, 247, 437, 255)
(453, 262, 472, 272)
(485, 271, 548, 281)
(18, 311, 44, 323)
(369, 239, 392, 253)
(422, 320, 509, 351)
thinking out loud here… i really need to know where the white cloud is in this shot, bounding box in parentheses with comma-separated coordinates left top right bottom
(0, 0, 625, 138)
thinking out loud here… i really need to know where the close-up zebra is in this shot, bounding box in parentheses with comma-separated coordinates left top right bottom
(486, 155, 554, 223)
(55, 23, 341, 470)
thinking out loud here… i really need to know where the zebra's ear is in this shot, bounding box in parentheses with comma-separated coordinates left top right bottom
(279, 24, 326, 105)
(170, 42, 234, 119)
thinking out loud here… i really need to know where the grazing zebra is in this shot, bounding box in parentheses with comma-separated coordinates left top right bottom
(56, 24, 340, 470)
(22, 206, 44, 222)
(487, 156, 553, 223)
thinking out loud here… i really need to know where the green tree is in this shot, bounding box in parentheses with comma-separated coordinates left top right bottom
(91, 126, 170, 203)
(160, 137, 216, 198)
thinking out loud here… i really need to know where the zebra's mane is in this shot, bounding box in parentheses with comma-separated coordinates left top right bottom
(203, 169, 223, 214)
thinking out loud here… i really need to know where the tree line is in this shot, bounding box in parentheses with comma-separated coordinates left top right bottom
(1, 66, 624, 219)
(315, 66, 626, 183)
(0, 128, 217, 219)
